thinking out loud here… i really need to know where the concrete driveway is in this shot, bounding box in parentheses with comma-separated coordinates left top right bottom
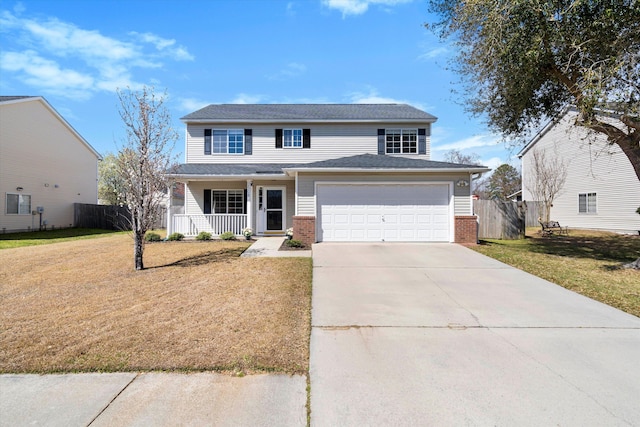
(310, 243, 640, 426)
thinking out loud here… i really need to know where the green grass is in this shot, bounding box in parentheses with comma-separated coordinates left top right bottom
(470, 228, 640, 318)
(0, 228, 124, 249)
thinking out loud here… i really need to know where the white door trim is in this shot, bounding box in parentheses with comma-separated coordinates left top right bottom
(256, 186, 287, 234)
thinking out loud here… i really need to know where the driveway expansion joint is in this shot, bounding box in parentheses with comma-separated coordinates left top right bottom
(86, 373, 139, 426)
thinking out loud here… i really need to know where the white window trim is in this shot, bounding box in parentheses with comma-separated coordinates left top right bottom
(283, 128, 303, 149)
(578, 192, 597, 214)
(212, 129, 244, 155)
(6, 192, 32, 215)
(385, 128, 418, 154)
(211, 189, 245, 214)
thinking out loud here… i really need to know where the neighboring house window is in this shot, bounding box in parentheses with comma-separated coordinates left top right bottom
(6, 193, 31, 215)
(283, 129, 303, 148)
(578, 192, 597, 214)
(212, 129, 244, 154)
(212, 190, 244, 214)
(386, 129, 417, 154)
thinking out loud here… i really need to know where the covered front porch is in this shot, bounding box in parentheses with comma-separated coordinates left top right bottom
(166, 171, 295, 237)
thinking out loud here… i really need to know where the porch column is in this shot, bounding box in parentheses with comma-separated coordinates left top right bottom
(246, 179, 253, 231)
(166, 183, 172, 235)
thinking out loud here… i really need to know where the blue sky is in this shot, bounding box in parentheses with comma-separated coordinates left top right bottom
(0, 0, 520, 170)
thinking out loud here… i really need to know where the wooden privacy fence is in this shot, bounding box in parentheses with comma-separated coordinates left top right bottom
(474, 200, 528, 240)
(74, 204, 167, 231)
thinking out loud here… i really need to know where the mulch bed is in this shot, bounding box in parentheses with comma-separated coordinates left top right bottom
(279, 239, 310, 251)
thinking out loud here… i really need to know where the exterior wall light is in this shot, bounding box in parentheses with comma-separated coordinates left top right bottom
(16, 186, 23, 191)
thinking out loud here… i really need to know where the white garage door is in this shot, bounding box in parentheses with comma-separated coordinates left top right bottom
(317, 183, 451, 242)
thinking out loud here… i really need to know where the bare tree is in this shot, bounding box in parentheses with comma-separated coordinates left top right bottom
(117, 86, 178, 270)
(525, 148, 568, 223)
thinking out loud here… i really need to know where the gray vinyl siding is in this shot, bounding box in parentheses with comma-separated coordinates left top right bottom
(296, 173, 471, 216)
(521, 110, 640, 234)
(186, 123, 432, 164)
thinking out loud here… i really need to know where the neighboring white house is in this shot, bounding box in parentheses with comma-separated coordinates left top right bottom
(0, 96, 101, 232)
(519, 108, 640, 234)
(168, 104, 489, 245)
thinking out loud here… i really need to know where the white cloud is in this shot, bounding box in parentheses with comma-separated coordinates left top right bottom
(286, 2, 296, 16)
(0, 50, 94, 99)
(433, 134, 502, 151)
(178, 97, 211, 112)
(231, 93, 266, 104)
(480, 156, 503, 171)
(268, 62, 307, 80)
(323, 0, 413, 17)
(347, 86, 430, 111)
(0, 10, 193, 100)
(418, 46, 449, 60)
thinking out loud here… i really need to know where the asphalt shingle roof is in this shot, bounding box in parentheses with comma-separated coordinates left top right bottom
(291, 154, 486, 170)
(173, 163, 295, 176)
(181, 104, 436, 122)
(172, 155, 487, 177)
(0, 96, 36, 103)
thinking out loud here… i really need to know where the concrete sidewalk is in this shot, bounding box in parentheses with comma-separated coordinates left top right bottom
(0, 372, 306, 427)
(310, 243, 640, 426)
(241, 237, 311, 258)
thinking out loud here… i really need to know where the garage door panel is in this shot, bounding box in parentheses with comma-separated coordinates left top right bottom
(318, 184, 450, 242)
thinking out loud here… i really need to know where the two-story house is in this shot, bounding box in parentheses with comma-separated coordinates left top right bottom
(168, 104, 489, 245)
(520, 107, 640, 234)
(1, 96, 101, 233)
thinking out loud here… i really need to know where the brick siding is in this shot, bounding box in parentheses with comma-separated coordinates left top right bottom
(454, 216, 478, 244)
(292, 216, 316, 247)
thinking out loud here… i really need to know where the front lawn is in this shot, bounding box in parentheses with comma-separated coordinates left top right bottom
(0, 234, 312, 374)
(470, 228, 640, 318)
(0, 228, 122, 249)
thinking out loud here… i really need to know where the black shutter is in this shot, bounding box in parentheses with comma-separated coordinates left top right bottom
(244, 129, 252, 155)
(243, 189, 247, 214)
(303, 129, 311, 149)
(275, 129, 283, 148)
(418, 128, 427, 155)
(377, 129, 386, 155)
(204, 189, 211, 214)
(204, 129, 212, 155)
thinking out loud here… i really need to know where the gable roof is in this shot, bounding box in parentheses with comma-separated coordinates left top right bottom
(0, 96, 102, 160)
(181, 104, 437, 123)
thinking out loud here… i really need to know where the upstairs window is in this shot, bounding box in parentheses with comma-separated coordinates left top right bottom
(212, 129, 244, 154)
(386, 129, 417, 154)
(283, 129, 303, 148)
(6, 193, 31, 215)
(578, 193, 597, 214)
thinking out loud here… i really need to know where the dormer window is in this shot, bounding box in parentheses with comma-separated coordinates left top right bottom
(386, 129, 417, 154)
(284, 129, 303, 148)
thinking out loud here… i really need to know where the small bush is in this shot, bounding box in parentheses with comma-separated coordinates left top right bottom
(286, 239, 304, 248)
(196, 231, 212, 241)
(167, 232, 184, 241)
(219, 231, 236, 240)
(145, 232, 162, 242)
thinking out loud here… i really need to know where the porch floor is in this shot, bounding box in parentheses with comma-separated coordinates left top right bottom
(241, 237, 311, 258)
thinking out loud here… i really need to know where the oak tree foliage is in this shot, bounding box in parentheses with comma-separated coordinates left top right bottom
(427, 0, 640, 180)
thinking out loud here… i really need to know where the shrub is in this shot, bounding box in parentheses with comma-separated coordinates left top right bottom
(286, 239, 304, 248)
(196, 231, 212, 241)
(167, 232, 184, 241)
(145, 232, 162, 242)
(219, 231, 236, 240)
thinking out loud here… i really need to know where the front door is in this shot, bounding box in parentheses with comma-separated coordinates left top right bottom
(257, 186, 286, 234)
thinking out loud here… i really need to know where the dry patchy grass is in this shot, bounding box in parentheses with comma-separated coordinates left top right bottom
(471, 229, 640, 318)
(0, 234, 312, 374)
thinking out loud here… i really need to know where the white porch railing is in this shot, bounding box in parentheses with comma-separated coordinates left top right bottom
(172, 214, 247, 237)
